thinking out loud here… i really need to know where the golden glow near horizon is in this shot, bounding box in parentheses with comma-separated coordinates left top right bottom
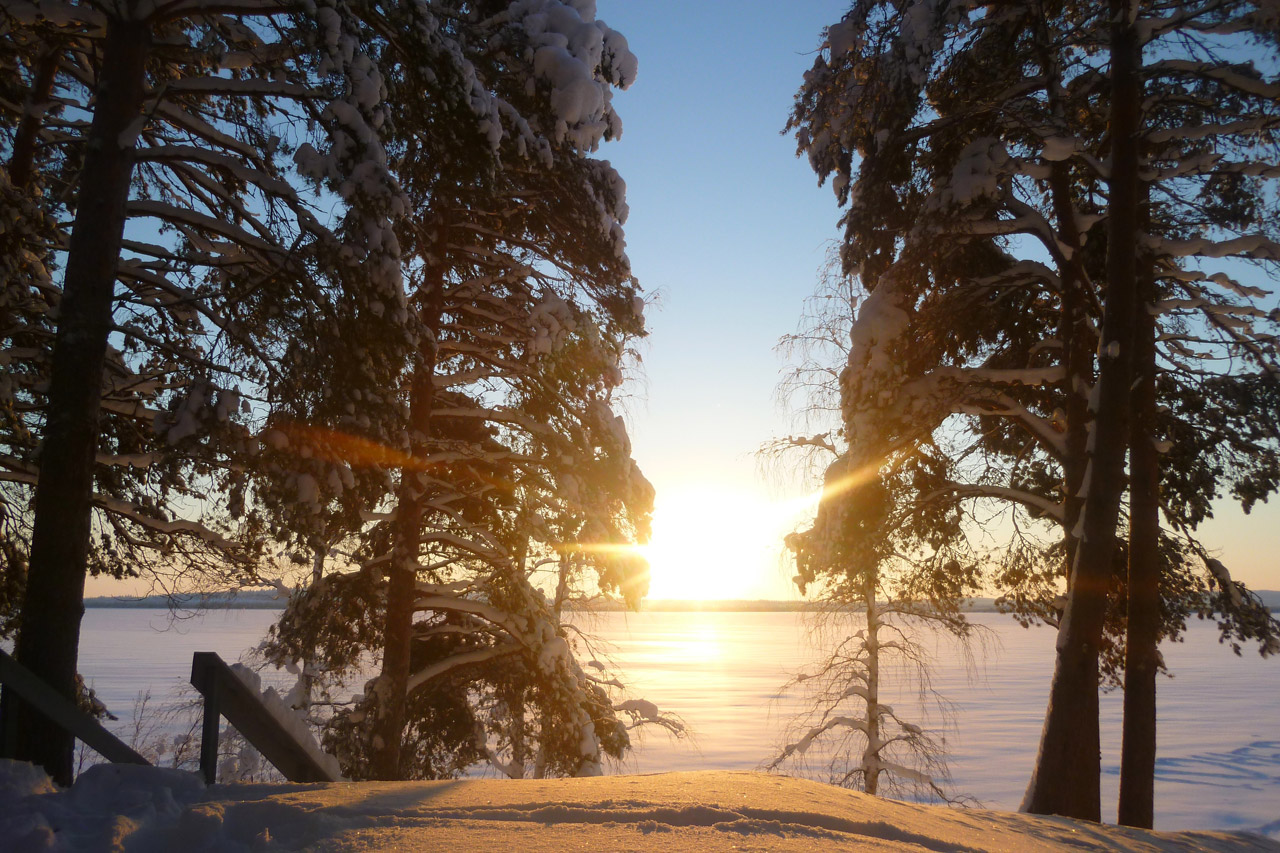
(639, 485, 818, 601)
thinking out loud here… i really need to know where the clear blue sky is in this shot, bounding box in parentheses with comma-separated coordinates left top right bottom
(85, 1, 1277, 600)
(602, 0, 847, 477)
(599, 0, 851, 599)
(597, 0, 1280, 599)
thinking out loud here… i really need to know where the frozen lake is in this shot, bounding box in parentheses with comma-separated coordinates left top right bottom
(76, 607, 1279, 833)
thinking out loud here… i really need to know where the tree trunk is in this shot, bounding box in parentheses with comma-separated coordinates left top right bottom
(2, 12, 150, 786)
(1022, 0, 1142, 820)
(9, 47, 59, 189)
(295, 544, 328, 712)
(1048, 162, 1093, 587)
(369, 284, 444, 780)
(508, 684, 527, 779)
(1035, 6, 1092, 606)
(861, 573, 880, 797)
(1119, 248, 1159, 829)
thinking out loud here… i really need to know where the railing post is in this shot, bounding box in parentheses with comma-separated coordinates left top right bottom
(188, 651, 339, 783)
(192, 652, 221, 784)
(0, 685, 22, 760)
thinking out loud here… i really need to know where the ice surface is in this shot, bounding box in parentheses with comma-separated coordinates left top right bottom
(71, 610, 1280, 835)
(1, 763, 1275, 852)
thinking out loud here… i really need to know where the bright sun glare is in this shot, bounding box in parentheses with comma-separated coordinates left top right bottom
(639, 486, 816, 601)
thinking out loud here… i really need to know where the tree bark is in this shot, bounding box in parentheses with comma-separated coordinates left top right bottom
(1119, 247, 1159, 829)
(2, 12, 150, 786)
(861, 571, 880, 796)
(1022, 0, 1142, 820)
(9, 47, 59, 189)
(1034, 4, 1092, 602)
(369, 283, 444, 780)
(1048, 162, 1093, 585)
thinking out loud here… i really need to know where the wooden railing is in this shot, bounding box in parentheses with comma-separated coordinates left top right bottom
(0, 648, 149, 767)
(189, 651, 340, 784)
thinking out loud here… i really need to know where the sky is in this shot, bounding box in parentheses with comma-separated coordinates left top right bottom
(87, 0, 851, 602)
(594, 0, 1280, 600)
(86, 0, 1278, 601)
(598, 0, 850, 600)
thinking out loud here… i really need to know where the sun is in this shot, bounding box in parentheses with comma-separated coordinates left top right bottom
(639, 485, 811, 601)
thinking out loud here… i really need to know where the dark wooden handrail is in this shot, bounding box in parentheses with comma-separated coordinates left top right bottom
(189, 651, 340, 784)
(0, 648, 149, 767)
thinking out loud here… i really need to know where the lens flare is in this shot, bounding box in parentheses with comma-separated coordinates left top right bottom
(275, 422, 429, 470)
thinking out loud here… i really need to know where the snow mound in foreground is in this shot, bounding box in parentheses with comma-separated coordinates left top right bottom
(1, 760, 1277, 852)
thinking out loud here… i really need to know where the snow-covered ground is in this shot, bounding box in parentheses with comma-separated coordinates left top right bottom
(76, 609, 1280, 832)
(2, 762, 1277, 853)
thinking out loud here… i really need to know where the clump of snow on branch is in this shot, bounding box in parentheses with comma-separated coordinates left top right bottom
(510, 0, 636, 150)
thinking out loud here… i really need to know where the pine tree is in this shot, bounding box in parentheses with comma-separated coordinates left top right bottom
(788, 0, 1280, 821)
(0, 0, 413, 782)
(256, 0, 660, 780)
(1104, 1, 1280, 827)
(766, 272, 978, 801)
(773, 457, 973, 801)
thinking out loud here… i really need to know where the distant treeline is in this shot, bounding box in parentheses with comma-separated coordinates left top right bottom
(84, 590, 288, 610)
(85, 591, 1280, 613)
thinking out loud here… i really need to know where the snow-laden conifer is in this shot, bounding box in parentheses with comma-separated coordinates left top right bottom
(766, 270, 980, 803)
(787, 0, 1280, 822)
(0, 0, 417, 782)
(255, 0, 671, 781)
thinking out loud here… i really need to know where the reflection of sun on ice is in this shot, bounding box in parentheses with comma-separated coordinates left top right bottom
(659, 620, 724, 662)
(639, 486, 809, 601)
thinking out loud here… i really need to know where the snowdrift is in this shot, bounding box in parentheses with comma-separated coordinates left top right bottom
(2, 761, 1276, 852)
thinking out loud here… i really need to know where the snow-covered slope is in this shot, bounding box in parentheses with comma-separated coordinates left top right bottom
(2, 761, 1276, 852)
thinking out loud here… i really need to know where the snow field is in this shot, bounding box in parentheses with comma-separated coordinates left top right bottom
(72, 609, 1280, 833)
(1, 764, 1276, 853)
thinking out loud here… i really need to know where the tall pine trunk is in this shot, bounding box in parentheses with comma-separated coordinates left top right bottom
(1048, 163, 1093, 586)
(861, 575, 881, 796)
(1022, 0, 1142, 820)
(294, 544, 328, 713)
(9, 47, 59, 189)
(1119, 250, 1159, 828)
(1033, 7, 1092, 611)
(1, 13, 150, 785)
(369, 283, 444, 780)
